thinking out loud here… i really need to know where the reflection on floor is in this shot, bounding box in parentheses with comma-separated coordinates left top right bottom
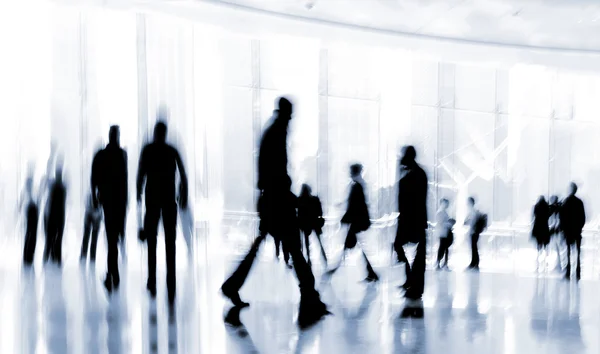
(2, 244, 598, 354)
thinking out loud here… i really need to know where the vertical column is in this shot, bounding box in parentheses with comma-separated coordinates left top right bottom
(317, 48, 329, 211)
(136, 14, 149, 148)
(251, 39, 261, 210)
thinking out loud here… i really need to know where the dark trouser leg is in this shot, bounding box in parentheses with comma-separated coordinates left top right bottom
(52, 217, 65, 265)
(106, 230, 119, 285)
(437, 238, 446, 265)
(406, 238, 426, 299)
(162, 203, 178, 302)
(303, 229, 312, 265)
(444, 241, 450, 266)
(394, 239, 411, 285)
(90, 220, 100, 262)
(80, 216, 92, 260)
(576, 237, 582, 279)
(144, 206, 161, 291)
(470, 234, 480, 268)
(315, 229, 328, 265)
(223, 234, 266, 291)
(23, 208, 38, 265)
(565, 242, 572, 278)
(43, 219, 53, 263)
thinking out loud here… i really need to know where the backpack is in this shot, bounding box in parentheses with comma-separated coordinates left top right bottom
(475, 213, 488, 234)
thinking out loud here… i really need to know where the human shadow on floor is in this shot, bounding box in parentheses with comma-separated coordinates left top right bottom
(393, 313, 426, 353)
(223, 305, 259, 353)
(20, 268, 38, 354)
(464, 273, 487, 342)
(435, 271, 454, 338)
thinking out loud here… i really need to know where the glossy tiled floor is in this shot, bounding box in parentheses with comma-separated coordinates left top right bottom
(1, 235, 599, 354)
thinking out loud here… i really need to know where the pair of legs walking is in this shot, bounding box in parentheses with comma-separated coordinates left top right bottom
(326, 226, 377, 281)
(103, 206, 126, 292)
(436, 237, 451, 268)
(565, 235, 582, 280)
(221, 190, 328, 328)
(302, 228, 327, 267)
(23, 203, 39, 266)
(144, 202, 178, 303)
(469, 233, 480, 269)
(394, 234, 426, 300)
(43, 214, 64, 265)
(80, 213, 101, 262)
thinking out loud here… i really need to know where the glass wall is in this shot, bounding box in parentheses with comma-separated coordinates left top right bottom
(5, 2, 600, 265)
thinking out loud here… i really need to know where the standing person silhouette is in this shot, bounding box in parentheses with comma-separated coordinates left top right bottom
(532, 195, 550, 268)
(220, 97, 329, 329)
(44, 159, 66, 266)
(137, 121, 188, 304)
(325, 164, 379, 282)
(21, 166, 40, 266)
(395, 146, 428, 300)
(560, 182, 586, 281)
(298, 184, 327, 267)
(91, 126, 128, 292)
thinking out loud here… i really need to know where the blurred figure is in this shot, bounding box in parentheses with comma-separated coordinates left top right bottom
(464, 197, 487, 270)
(548, 195, 563, 271)
(559, 182, 585, 281)
(137, 121, 188, 304)
(21, 165, 40, 266)
(92, 126, 128, 292)
(298, 183, 327, 267)
(220, 97, 329, 329)
(325, 164, 378, 282)
(43, 159, 66, 265)
(435, 198, 454, 270)
(80, 191, 102, 263)
(532, 195, 550, 267)
(395, 146, 428, 301)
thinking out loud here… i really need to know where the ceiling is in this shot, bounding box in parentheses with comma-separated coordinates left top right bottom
(212, 0, 600, 51)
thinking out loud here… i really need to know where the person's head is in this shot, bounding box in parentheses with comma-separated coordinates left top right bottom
(400, 145, 417, 167)
(467, 197, 476, 209)
(300, 184, 312, 197)
(537, 195, 546, 204)
(569, 182, 578, 196)
(25, 176, 33, 192)
(550, 195, 558, 204)
(277, 97, 293, 118)
(440, 198, 449, 210)
(154, 121, 167, 144)
(109, 125, 120, 145)
(350, 163, 363, 181)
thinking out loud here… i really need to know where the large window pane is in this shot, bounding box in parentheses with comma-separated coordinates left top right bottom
(454, 65, 496, 113)
(327, 97, 379, 215)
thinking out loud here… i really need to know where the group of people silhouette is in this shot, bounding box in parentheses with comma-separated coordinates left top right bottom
(20, 121, 189, 305)
(21, 95, 585, 329)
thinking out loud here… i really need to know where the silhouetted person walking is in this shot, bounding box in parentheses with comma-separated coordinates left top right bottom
(395, 146, 428, 300)
(137, 121, 188, 304)
(532, 196, 550, 266)
(80, 191, 102, 263)
(92, 126, 128, 292)
(549, 195, 563, 270)
(435, 198, 454, 270)
(298, 184, 327, 267)
(465, 197, 486, 270)
(21, 169, 40, 266)
(220, 97, 328, 328)
(44, 161, 66, 265)
(325, 164, 378, 282)
(560, 183, 585, 281)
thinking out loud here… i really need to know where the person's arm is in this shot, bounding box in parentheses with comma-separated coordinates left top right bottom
(175, 150, 188, 209)
(91, 152, 100, 208)
(136, 147, 147, 203)
(123, 150, 128, 209)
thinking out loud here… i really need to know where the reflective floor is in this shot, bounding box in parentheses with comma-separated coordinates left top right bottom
(1, 233, 598, 354)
